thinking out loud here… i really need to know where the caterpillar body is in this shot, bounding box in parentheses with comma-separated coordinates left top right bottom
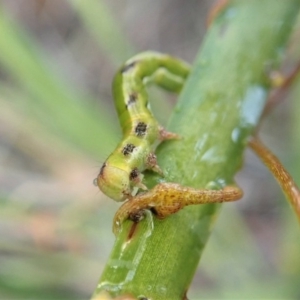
(96, 52, 191, 201)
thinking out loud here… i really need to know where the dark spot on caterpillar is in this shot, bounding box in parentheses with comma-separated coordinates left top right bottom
(126, 92, 138, 108)
(129, 168, 139, 180)
(135, 122, 147, 137)
(122, 143, 136, 156)
(121, 61, 138, 73)
(100, 163, 106, 176)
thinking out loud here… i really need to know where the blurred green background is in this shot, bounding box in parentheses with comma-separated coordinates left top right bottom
(0, 1, 299, 299)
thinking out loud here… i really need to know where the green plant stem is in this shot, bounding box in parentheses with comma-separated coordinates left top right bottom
(93, 1, 300, 299)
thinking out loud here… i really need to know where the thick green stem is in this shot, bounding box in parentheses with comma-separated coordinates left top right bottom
(93, 1, 300, 299)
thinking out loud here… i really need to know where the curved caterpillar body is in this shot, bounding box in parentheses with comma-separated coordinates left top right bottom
(96, 52, 190, 201)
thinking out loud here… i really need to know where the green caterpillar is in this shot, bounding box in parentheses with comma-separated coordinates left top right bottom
(96, 52, 190, 201)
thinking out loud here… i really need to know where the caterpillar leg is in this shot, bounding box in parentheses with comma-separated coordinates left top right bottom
(113, 183, 243, 234)
(130, 171, 148, 192)
(249, 137, 300, 223)
(145, 152, 163, 176)
(144, 126, 180, 176)
(159, 126, 181, 141)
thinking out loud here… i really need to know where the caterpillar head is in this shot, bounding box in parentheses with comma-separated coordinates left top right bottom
(96, 162, 131, 202)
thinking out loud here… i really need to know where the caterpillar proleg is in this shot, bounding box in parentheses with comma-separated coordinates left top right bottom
(96, 52, 190, 201)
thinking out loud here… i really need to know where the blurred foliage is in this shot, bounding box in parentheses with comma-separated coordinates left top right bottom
(0, 0, 299, 299)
